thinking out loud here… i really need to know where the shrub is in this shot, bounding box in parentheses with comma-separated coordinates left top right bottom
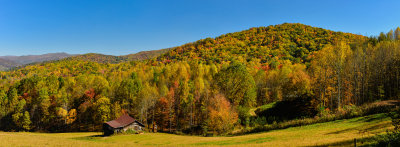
(124, 128, 138, 134)
(374, 131, 400, 146)
(373, 107, 400, 146)
(233, 101, 397, 135)
(237, 106, 251, 127)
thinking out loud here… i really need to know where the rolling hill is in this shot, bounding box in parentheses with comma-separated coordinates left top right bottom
(157, 23, 366, 64)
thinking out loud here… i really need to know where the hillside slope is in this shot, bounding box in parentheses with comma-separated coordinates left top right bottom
(157, 23, 366, 64)
(124, 48, 170, 61)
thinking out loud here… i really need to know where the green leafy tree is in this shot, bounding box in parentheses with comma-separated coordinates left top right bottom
(94, 96, 111, 123)
(0, 90, 7, 118)
(7, 88, 19, 113)
(37, 88, 51, 129)
(137, 83, 159, 128)
(116, 72, 142, 111)
(216, 61, 256, 107)
(12, 99, 26, 131)
(12, 112, 22, 130)
(22, 111, 31, 131)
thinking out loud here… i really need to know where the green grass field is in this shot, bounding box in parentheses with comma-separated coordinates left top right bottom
(0, 113, 392, 147)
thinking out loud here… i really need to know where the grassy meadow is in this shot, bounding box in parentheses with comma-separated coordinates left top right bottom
(0, 113, 392, 147)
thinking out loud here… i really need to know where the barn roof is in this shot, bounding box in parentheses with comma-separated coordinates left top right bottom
(104, 114, 144, 128)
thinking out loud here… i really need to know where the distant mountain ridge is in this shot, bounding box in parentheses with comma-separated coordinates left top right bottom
(0, 48, 170, 70)
(0, 58, 20, 71)
(0, 52, 74, 64)
(0, 52, 74, 70)
(66, 48, 170, 63)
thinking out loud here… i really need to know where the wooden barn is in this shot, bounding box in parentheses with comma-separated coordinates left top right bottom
(103, 114, 145, 136)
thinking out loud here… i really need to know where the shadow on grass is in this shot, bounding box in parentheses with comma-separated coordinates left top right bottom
(311, 136, 377, 147)
(325, 113, 391, 135)
(325, 122, 391, 135)
(348, 113, 389, 123)
(71, 134, 108, 142)
(192, 137, 275, 146)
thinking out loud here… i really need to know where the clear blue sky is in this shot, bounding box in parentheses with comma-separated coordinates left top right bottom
(1, 0, 399, 56)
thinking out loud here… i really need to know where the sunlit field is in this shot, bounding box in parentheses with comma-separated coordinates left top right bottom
(0, 113, 391, 147)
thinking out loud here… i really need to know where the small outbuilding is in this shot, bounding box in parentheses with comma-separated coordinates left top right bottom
(103, 114, 145, 136)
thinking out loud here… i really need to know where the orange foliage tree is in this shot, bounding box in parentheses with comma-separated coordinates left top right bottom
(208, 94, 238, 134)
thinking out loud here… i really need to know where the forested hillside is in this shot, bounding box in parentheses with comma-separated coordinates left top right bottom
(0, 23, 399, 136)
(158, 23, 365, 65)
(125, 48, 171, 61)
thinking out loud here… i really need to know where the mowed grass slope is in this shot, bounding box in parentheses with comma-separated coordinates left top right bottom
(0, 113, 392, 147)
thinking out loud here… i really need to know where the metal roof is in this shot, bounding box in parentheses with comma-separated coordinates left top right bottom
(104, 114, 144, 128)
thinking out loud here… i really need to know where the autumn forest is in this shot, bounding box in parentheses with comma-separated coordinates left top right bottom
(0, 23, 400, 136)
